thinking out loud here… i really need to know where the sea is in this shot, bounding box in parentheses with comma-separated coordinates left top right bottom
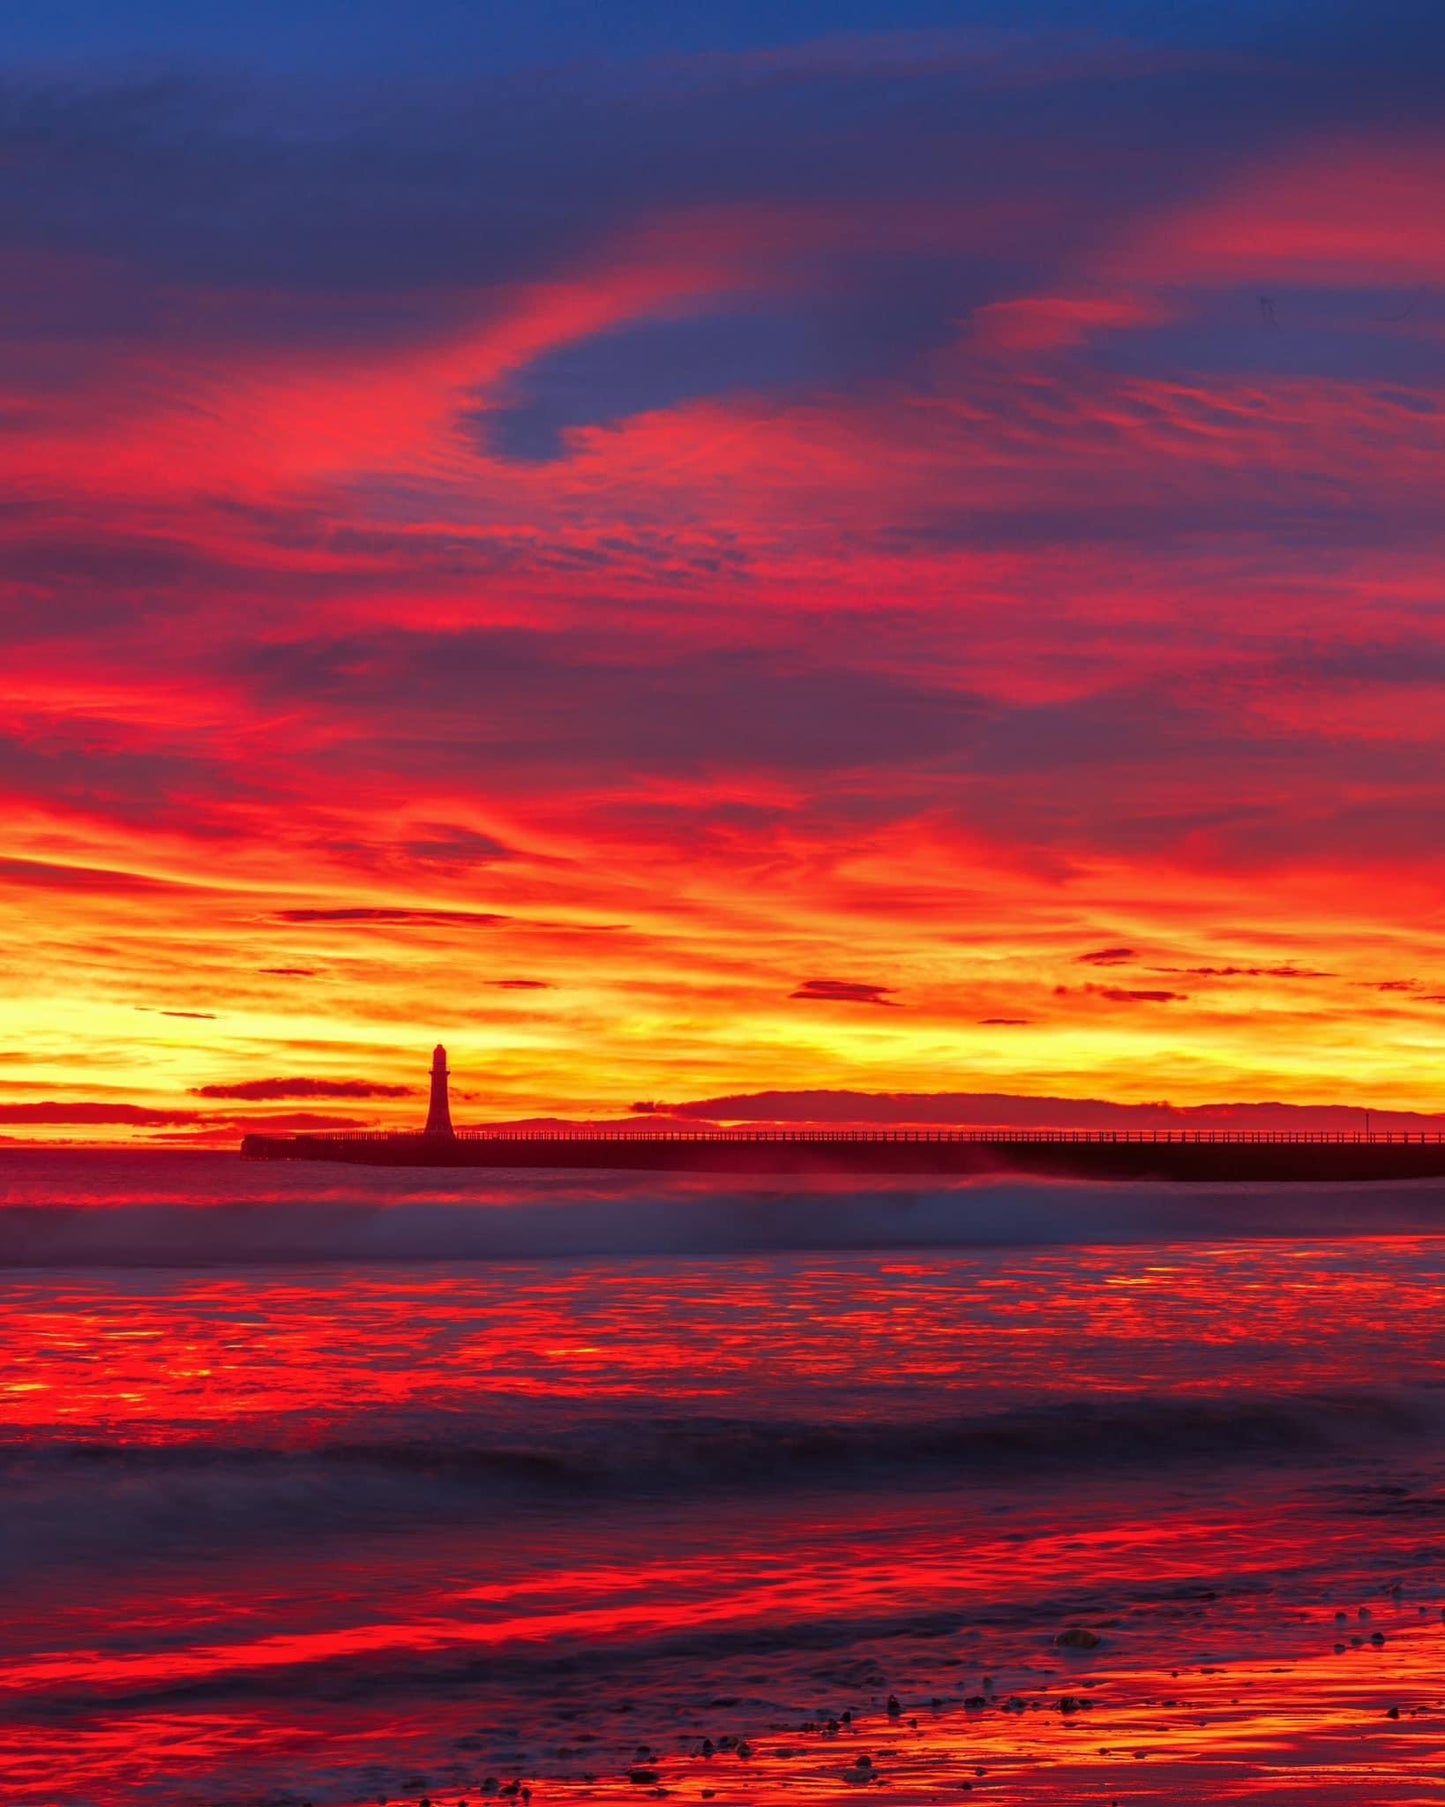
(3, 1150, 1445, 1806)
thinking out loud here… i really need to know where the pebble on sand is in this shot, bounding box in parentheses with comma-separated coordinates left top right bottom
(1056, 1628, 1102, 1649)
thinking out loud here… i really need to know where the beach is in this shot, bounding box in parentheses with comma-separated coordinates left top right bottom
(2, 1152, 1444, 1804)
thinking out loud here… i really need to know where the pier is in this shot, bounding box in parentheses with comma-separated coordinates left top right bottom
(240, 1124, 1445, 1182)
(240, 1046, 1445, 1181)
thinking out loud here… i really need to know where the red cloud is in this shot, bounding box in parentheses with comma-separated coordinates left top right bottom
(191, 1078, 413, 1100)
(791, 979, 899, 1007)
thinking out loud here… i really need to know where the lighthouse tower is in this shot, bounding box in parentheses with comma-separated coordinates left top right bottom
(424, 1044, 455, 1139)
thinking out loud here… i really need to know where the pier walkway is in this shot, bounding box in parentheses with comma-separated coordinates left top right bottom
(240, 1126, 1445, 1182)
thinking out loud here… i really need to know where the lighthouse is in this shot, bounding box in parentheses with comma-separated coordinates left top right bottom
(424, 1044, 455, 1139)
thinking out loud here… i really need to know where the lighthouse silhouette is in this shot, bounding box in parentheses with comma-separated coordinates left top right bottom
(424, 1044, 455, 1139)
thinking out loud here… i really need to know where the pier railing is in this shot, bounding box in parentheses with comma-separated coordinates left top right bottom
(252, 1127, 1445, 1146)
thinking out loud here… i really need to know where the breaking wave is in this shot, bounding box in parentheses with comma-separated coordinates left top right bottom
(3, 1173, 1445, 1264)
(1, 1388, 1430, 1577)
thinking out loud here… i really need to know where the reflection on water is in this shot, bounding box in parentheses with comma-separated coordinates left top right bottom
(6, 1240, 1445, 1434)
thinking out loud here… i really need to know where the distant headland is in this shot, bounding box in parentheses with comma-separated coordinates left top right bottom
(240, 1047, 1445, 1183)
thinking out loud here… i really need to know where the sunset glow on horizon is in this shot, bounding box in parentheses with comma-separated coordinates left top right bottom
(4, 2, 1445, 1142)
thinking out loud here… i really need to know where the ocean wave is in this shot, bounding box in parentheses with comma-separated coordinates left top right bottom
(3, 1175, 1445, 1265)
(1, 1390, 1427, 1563)
(303, 1391, 1432, 1496)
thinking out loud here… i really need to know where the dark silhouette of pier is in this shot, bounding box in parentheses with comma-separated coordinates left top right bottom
(238, 1125, 1445, 1182)
(240, 1048, 1445, 1182)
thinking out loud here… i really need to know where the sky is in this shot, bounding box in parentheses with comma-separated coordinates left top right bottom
(2, 0, 1444, 1140)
